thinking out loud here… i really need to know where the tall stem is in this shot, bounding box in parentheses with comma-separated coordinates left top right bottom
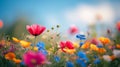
(33, 36, 37, 48)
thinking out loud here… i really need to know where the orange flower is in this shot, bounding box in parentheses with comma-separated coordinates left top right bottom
(12, 37, 20, 43)
(116, 44, 120, 49)
(81, 42, 90, 49)
(110, 55, 116, 60)
(97, 48, 106, 54)
(64, 48, 76, 54)
(13, 58, 22, 64)
(20, 40, 31, 48)
(90, 44, 98, 51)
(99, 37, 110, 45)
(5, 52, 16, 60)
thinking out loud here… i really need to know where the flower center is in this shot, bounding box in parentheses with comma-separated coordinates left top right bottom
(31, 59, 36, 64)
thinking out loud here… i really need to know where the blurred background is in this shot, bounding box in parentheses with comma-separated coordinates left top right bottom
(0, 0, 120, 37)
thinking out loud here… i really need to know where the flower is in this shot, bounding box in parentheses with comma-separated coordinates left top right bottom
(76, 59, 87, 67)
(0, 20, 3, 28)
(60, 41, 75, 53)
(116, 44, 120, 49)
(73, 42, 79, 48)
(103, 55, 111, 62)
(20, 40, 31, 48)
(54, 56, 60, 62)
(5, 52, 16, 60)
(97, 48, 106, 54)
(91, 38, 99, 45)
(99, 37, 110, 45)
(13, 58, 22, 64)
(26, 24, 46, 36)
(81, 42, 90, 49)
(77, 51, 89, 62)
(66, 61, 74, 67)
(23, 51, 46, 67)
(76, 34, 86, 40)
(12, 37, 20, 43)
(94, 58, 100, 64)
(113, 50, 120, 58)
(69, 25, 79, 35)
(37, 42, 48, 55)
(90, 44, 98, 51)
(116, 21, 120, 31)
(79, 42, 84, 47)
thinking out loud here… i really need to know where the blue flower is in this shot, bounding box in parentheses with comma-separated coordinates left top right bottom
(79, 42, 84, 46)
(66, 61, 74, 67)
(76, 34, 86, 40)
(20, 61, 25, 65)
(54, 56, 60, 62)
(94, 58, 101, 64)
(97, 45, 103, 48)
(39, 49, 48, 55)
(77, 51, 89, 62)
(37, 42, 45, 49)
(76, 59, 87, 67)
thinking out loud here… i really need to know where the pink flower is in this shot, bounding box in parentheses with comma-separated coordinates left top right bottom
(91, 38, 99, 45)
(26, 24, 46, 36)
(116, 21, 120, 32)
(69, 25, 79, 35)
(23, 51, 46, 67)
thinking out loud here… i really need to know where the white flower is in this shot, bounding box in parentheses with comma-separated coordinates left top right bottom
(113, 50, 120, 58)
(103, 55, 111, 62)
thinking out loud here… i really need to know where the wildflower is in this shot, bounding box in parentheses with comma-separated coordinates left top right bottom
(90, 44, 98, 51)
(77, 51, 89, 62)
(69, 25, 79, 35)
(94, 58, 100, 64)
(79, 42, 84, 47)
(81, 42, 90, 49)
(60, 41, 75, 54)
(26, 24, 46, 36)
(23, 51, 46, 67)
(33, 47, 38, 51)
(20, 40, 31, 48)
(13, 58, 22, 64)
(99, 37, 110, 45)
(5, 52, 16, 60)
(54, 56, 60, 62)
(66, 61, 74, 67)
(110, 55, 116, 60)
(73, 42, 79, 48)
(113, 50, 120, 58)
(76, 59, 87, 67)
(76, 34, 86, 40)
(116, 44, 120, 49)
(37, 42, 48, 55)
(12, 37, 20, 43)
(116, 21, 120, 31)
(103, 55, 111, 62)
(97, 48, 106, 54)
(91, 38, 99, 45)
(0, 20, 3, 28)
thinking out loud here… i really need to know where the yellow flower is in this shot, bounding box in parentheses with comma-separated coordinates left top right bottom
(5, 52, 16, 60)
(33, 47, 38, 51)
(12, 37, 20, 43)
(13, 58, 22, 64)
(99, 37, 110, 45)
(90, 44, 98, 51)
(97, 48, 106, 54)
(20, 40, 31, 48)
(81, 42, 90, 49)
(64, 48, 76, 54)
(73, 43, 79, 48)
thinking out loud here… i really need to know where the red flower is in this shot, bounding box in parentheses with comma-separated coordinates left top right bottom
(26, 24, 46, 36)
(60, 41, 74, 52)
(69, 25, 79, 35)
(116, 21, 120, 32)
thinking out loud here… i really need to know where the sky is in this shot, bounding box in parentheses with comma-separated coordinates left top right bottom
(0, 0, 120, 32)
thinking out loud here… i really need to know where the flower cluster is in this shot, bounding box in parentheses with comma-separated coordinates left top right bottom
(0, 23, 120, 67)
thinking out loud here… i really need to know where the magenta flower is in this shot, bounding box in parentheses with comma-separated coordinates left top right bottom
(26, 24, 46, 36)
(23, 51, 46, 67)
(69, 25, 79, 35)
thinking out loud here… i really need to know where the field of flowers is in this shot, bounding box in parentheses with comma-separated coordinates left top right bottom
(0, 22, 120, 67)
